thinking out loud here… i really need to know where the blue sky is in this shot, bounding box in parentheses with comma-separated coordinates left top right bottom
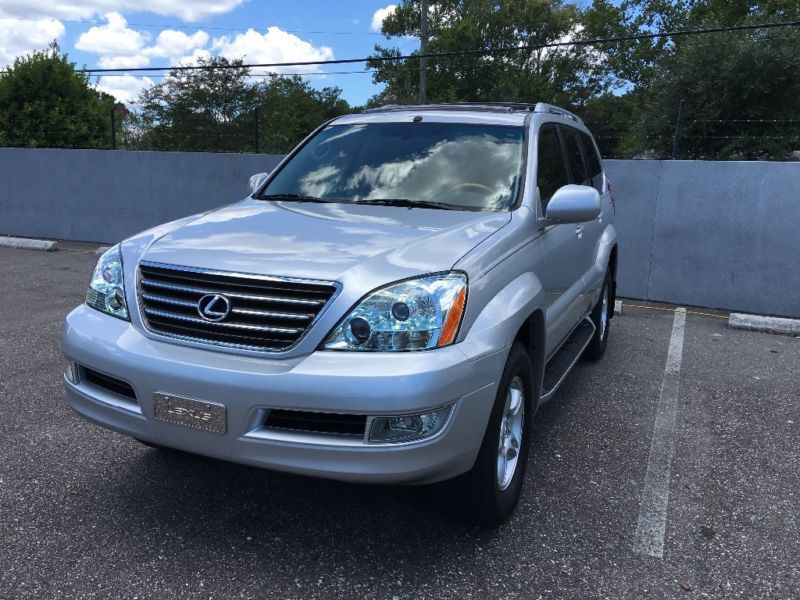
(0, 1, 421, 106)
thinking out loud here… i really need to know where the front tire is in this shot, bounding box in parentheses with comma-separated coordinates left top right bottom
(437, 342, 534, 526)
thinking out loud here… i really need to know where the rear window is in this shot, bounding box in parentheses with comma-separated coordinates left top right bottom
(561, 126, 590, 186)
(581, 132, 604, 193)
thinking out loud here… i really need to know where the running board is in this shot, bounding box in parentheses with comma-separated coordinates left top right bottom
(540, 318, 596, 403)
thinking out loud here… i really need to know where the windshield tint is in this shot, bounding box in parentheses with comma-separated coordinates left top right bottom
(259, 122, 525, 211)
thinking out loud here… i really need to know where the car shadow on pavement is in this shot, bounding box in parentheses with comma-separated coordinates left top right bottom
(76, 439, 516, 568)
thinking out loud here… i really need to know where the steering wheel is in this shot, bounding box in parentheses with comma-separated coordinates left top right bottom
(448, 182, 495, 194)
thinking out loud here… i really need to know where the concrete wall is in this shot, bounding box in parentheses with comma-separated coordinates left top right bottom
(0, 148, 283, 244)
(605, 159, 800, 318)
(1, 149, 798, 317)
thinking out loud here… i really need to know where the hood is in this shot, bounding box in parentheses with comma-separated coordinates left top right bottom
(139, 199, 510, 282)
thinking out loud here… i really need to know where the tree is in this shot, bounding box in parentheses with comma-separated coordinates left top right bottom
(132, 58, 352, 153)
(621, 1, 800, 159)
(0, 42, 117, 149)
(367, 0, 610, 109)
(632, 26, 800, 159)
(256, 75, 351, 154)
(133, 57, 260, 152)
(580, 91, 643, 158)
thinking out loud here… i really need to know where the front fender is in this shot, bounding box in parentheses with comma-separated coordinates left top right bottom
(458, 271, 546, 362)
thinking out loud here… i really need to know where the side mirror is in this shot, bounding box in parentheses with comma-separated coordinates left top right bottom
(544, 184, 601, 223)
(248, 171, 271, 194)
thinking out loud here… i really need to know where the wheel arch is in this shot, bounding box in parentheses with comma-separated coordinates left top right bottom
(608, 243, 618, 317)
(512, 309, 545, 411)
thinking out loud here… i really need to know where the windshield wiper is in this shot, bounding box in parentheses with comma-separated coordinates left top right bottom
(258, 193, 340, 203)
(353, 198, 464, 210)
(259, 194, 471, 211)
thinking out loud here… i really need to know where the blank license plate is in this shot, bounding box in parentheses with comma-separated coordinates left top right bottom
(153, 392, 226, 434)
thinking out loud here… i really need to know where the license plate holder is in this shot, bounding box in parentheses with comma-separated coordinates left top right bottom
(153, 392, 227, 434)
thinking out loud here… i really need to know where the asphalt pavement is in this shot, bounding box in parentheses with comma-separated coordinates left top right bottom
(0, 243, 798, 600)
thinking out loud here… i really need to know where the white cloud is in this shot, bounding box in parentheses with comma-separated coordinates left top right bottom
(75, 12, 147, 55)
(171, 48, 212, 67)
(371, 4, 397, 32)
(75, 13, 211, 71)
(144, 30, 209, 58)
(95, 74, 154, 103)
(97, 54, 150, 68)
(212, 27, 334, 74)
(0, 1, 244, 22)
(0, 17, 65, 66)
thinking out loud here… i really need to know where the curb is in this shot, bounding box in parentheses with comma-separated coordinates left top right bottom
(0, 236, 58, 251)
(728, 313, 800, 336)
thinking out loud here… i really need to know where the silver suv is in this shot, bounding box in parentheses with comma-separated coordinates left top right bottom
(62, 102, 617, 525)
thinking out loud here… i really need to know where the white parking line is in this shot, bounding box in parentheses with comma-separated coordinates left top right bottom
(633, 307, 687, 558)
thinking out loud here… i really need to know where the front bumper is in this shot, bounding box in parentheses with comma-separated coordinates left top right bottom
(62, 305, 507, 484)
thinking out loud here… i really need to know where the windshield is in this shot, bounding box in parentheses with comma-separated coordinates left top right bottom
(258, 122, 525, 211)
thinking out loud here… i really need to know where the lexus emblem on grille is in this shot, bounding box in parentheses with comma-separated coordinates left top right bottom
(197, 294, 232, 322)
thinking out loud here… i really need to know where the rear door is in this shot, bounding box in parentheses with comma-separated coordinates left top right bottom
(579, 130, 613, 297)
(535, 123, 588, 356)
(559, 125, 604, 314)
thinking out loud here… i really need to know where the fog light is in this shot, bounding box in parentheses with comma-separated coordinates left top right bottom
(367, 405, 452, 443)
(64, 359, 80, 384)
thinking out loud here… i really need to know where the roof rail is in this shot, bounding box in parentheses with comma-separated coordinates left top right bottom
(365, 102, 537, 114)
(533, 102, 583, 124)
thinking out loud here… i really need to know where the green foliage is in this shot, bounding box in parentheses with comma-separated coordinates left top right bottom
(581, 92, 643, 158)
(0, 42, 117, 149)
(3, 3, 799, 160)
(131, 57, 260, 152)
(368, 0, 800, 160)
(257, 74, 352, 154)
(617, 1, 800, 158)
(367, 0, 608, 109)
(631, 26, 800, 159)
(130, 57, 352, 153)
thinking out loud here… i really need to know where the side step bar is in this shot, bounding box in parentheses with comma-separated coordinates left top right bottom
(540, 317, 596, 403)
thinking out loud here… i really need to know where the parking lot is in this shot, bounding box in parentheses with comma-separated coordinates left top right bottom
(0, 243, 798, 600)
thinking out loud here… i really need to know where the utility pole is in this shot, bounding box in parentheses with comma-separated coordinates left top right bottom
(671, 99, 685, 160)
(419, 0, 428, 104)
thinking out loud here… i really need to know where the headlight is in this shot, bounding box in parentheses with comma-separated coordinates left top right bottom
(322, 272, 467, 351)
(86, 245, 129, 320)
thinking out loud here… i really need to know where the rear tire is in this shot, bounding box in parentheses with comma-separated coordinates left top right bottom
(583, 270, 612, 361)
(435, 342, 534, 527)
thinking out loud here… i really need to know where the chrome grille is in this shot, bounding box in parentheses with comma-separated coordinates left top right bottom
(137, 262, 338, 351)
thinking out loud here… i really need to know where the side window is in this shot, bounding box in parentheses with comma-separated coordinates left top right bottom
(536, 124, 569, 209)
(561, 126, 590, 186)
(581, 132, 604, 193)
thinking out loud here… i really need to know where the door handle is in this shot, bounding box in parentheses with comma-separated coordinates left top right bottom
(575, 225, 584, 238)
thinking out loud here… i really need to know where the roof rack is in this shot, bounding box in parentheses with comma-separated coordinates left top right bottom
(365, 101, 583, 123)
(364, 102, 537, 114)
(533, 102, 583, 124)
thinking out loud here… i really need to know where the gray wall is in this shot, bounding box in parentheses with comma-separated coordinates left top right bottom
(0, 148, 283, 243)
(605, 159, 800, 318)
(1, 149, 798, 317)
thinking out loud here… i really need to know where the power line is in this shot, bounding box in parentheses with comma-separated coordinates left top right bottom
(94, 69, 377, 78)
(73, 20, 800, 74)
